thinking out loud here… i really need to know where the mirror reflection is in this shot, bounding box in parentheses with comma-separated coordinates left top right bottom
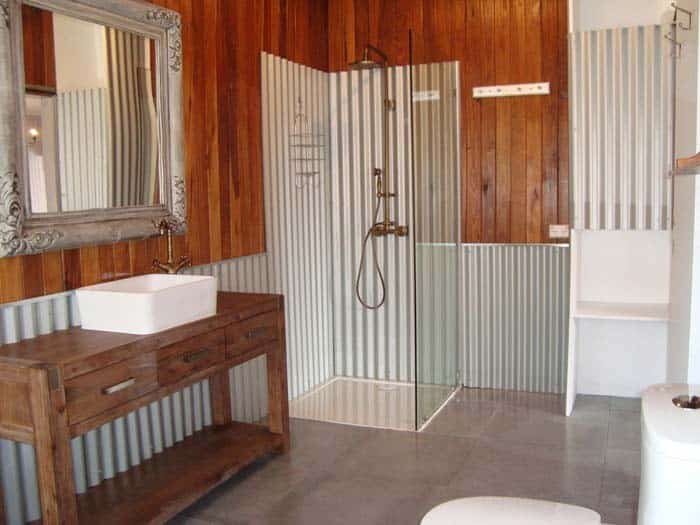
(22, 5, 161, 214)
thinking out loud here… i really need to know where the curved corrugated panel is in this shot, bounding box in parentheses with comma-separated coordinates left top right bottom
(260, 53, 334, 399)
(0, 255, 269, 524)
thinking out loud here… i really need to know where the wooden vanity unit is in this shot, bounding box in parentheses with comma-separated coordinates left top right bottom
(0, 292, 289, 525)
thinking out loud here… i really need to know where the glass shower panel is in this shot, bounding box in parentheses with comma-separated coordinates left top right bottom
(412, 61, 461, 429)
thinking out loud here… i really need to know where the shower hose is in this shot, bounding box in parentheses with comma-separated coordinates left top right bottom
(355, 196, 386, 309)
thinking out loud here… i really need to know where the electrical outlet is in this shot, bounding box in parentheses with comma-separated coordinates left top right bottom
(548, 224, 569, 239)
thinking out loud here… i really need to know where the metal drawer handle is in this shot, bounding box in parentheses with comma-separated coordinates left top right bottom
(102, 377, 136, 395)
(184, 348, 211, 363)
(246, 327, 269, 339)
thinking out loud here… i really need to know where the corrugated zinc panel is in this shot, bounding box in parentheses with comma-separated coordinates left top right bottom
(570, 25, 673, 230)
(463, 244, 570, 394)
(261, 53, 335, 399)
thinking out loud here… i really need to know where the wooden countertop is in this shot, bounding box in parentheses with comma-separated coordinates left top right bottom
(0, 292, 282, 379)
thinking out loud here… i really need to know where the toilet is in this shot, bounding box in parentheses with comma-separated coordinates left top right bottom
(420, 497, 601, 524)
(638, 384, 700, 524)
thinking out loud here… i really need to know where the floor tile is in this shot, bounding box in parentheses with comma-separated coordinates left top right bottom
(610, 397, 642, 413)
(479, 406, 609, 458)
(263, 473, 434, 525)
(447, 438, 604, 509)
(599, 504, 638, 525)
(173, 387, 643, 525)
(334, 427, 474, 485)
(607, 410, 642, 452)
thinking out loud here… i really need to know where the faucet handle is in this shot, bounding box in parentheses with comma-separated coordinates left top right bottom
(153, 218, 174, 235)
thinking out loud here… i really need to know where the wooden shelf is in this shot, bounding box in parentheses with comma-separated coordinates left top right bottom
(76, 422, 284, 524)
(674, 152, 700, 176)
(574, 301, 669, 322)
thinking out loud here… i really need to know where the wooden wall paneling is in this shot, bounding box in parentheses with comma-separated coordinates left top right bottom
(509, 0, 529, 243)
(524, 0, 543, 243)
(21, 254, 44, 299)
(478, 0, 497, 242)
(464, 1, 483, 241)
(542, 0, 561, 241)
(494, 0, 512, 243)
(0, 0, 330, 304)
(557, 0, 570, 228)
(40, 251, 64, 295)
(327, 0, 569, 245)
(62, 249, 81, 291)
(112, 242, 131, 281)
(21, 5, 56, 89)
(204, 1, 222, 263)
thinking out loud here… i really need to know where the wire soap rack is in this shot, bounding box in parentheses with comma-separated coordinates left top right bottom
(290, 97, 324, 188)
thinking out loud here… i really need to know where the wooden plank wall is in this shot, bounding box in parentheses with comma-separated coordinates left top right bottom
(327, 0, 569, 244)
(0, 0, 328, 304)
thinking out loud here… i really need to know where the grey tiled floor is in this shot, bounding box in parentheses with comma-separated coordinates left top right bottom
(171, 388, 641, 525)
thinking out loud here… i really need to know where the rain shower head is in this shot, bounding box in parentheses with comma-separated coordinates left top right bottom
(348, 45, 388, 70)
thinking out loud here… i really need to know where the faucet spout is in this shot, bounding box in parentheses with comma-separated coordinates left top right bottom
(152, 219, 190, 274)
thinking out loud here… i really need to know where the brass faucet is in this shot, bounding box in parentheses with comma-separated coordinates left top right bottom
(152, 219, 191, 274)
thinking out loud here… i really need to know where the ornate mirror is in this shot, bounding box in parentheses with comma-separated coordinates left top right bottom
(0, 0, 185, 257)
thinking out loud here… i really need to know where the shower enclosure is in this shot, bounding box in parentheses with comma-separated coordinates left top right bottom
(261, 44, 461, 431)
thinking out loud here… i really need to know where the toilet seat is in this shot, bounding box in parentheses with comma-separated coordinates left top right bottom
(420, 497, 601, 525)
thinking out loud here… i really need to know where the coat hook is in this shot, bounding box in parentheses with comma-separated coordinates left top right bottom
(665, 31, 682, 58)
(672, 2, 692, 31)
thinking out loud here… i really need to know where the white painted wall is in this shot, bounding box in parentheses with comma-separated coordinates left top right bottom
(577, 231, 671, 304)
(668, 0, 700, 383)
(52, 13, 108, 92)
(569, 0, 673, 31)
(571, 231, 671, 399)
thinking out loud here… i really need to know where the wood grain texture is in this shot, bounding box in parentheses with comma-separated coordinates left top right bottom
(0, 0, 328, 304)
(0, 292, 288, 524)
(21, 4, 56, 89)
(328, 0, 569, 244)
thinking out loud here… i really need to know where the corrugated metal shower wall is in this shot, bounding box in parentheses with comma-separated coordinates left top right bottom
(260, 53, 334, 400)
(463, 245, 570, 394)
(570, 24, 673, 230)
(329, 64, 415, 382)
(0, 255, 269, 525)
(57, 88, 112, 211)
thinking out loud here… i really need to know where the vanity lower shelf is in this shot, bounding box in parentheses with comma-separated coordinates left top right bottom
(0, 291, 289, 525)
(76, 422, 283, 525)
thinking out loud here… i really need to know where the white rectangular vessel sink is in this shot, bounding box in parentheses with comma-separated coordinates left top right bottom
(76, 274, 217, 335)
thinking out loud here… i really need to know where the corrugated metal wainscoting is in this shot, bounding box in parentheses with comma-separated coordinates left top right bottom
(0, 255, 269, 524)
(463, 245, 570, 394)
(261, 53, 335, 399)
(570, 24, 673, 230)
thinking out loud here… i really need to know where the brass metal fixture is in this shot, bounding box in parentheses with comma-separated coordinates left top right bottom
(152, 219, 191, 274)
(673, 395, 700, 409)
(351, 44, 409, 310)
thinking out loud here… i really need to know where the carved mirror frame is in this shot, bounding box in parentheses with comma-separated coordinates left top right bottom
(0, 0, 185, 257)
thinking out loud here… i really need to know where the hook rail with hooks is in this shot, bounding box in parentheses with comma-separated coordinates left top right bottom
(671, 2, 693, 31)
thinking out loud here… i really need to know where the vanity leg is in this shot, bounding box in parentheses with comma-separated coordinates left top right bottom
(28, 367, 78, 525)
(210, 369, 232, 426)
(267, 308, 290, 452)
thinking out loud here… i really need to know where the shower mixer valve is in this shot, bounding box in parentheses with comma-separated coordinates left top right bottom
(371, 222, 409, 237)
(371, 168, 408, 237)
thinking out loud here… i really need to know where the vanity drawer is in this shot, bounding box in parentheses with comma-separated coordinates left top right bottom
(226, 312, 279, 358)
(65, 353, 158, 425)
(158, 329, 226, 385)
